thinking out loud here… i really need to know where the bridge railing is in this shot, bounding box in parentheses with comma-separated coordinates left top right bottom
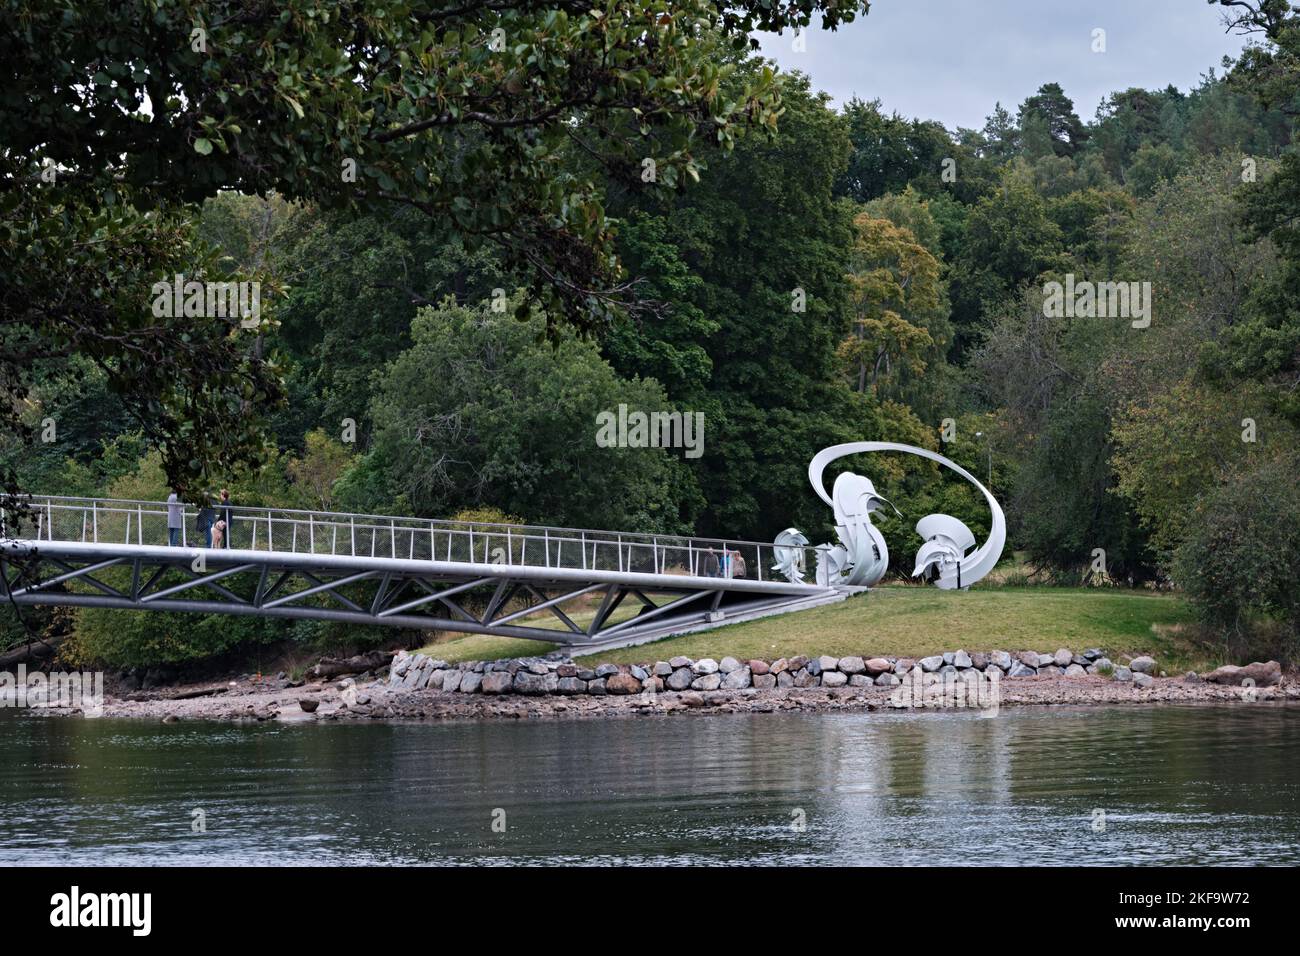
(2, 495, 825, 585)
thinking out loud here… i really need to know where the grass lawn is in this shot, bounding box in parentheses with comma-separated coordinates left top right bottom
(414, 585, 1213, 671)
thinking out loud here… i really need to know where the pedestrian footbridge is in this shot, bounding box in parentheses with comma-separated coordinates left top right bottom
(0, 497, 847, 652)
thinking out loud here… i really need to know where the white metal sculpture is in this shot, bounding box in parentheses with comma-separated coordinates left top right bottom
(771, 528, 810, 584)
(778, 441, 1006, 590)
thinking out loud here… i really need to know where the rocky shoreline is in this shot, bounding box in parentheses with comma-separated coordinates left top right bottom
(34, 645, 1295, 722)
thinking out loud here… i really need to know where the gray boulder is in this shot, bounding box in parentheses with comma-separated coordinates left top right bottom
(990, 650, 1013, 670)
(556, 677, 587, 694)
(838, 656, 866, 675)
(1130, 656, 1156, 674)
(481, 672, 512, 694)
(719, 656, 742, 674)
(459, 672, 483, 694)
(821, 671, 848, 688)
(1053, 648, 1073, 667)
(1063, 663, 1087, 678)
(953, 650, 972, 669)
(513, 671, 557, 695)
(919, 655, 944, 672)
(722, 666, 752, 690)
(692, 658, 719, 676)
(691, 673, 722, 692)
(1114, 666, 1133, 682)
(666, 667, 694, 691)
(1008, 662, 1037, 678)
(668, 656, 692, 668)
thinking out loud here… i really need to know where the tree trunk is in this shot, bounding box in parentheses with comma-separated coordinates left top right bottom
(0, 635, 65, 668)
(306, 649, 397, 680)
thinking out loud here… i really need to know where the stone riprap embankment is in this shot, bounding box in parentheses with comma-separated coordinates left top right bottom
(72, 648, 1292, 722)
(386, 647, 1283, 697)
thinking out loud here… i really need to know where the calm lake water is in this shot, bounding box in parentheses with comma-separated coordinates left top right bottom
(1, 704, 1297, 865)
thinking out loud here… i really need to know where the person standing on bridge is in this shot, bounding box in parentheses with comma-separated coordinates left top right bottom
(196, 498, 216, 548)
(732, 549, 747, 579)
(166, 490, 183, 547)
(703, 548, 719, 577)
(218, 488, 234, 548)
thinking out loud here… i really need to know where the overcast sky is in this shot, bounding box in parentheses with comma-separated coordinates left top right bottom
(756, 0, 1251, 131)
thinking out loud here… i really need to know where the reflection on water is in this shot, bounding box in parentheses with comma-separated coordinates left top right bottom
(0, 704, 1297, 865)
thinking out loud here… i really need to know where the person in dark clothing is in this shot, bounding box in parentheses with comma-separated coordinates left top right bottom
(702, 548, 720, 578)
(196, 499, 216, 548)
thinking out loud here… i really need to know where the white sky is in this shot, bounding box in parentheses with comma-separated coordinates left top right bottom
(756, 0, 1252, 130)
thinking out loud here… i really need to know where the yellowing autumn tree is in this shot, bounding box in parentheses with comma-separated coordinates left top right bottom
(839, 214, 944, 395)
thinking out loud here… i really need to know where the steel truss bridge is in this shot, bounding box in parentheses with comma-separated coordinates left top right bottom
(1, 497, 849, 652)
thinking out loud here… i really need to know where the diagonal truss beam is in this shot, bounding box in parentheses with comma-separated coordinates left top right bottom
(8, 557, 127, 598)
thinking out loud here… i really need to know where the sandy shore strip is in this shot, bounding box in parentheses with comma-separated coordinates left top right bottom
(26, 670, 1300, 722)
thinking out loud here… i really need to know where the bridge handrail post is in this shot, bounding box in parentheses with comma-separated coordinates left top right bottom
(581, 531, 587, 570)
(390, 519, 396, 558)
(92, 500, 98, 543)
(137, 504, 143, 545)
(309, 514, 315, 552)
(544, 529, 549, 568)
(266, 510, 273, 551)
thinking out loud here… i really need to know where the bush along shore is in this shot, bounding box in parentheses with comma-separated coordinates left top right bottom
(70, 646, 1293, 722)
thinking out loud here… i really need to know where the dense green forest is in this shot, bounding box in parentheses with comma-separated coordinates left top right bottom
(3, 1, 1298, 668)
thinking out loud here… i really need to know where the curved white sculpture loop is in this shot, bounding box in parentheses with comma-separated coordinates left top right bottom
(771, 528, 810, 584)
(798, 441, 1006, 590)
